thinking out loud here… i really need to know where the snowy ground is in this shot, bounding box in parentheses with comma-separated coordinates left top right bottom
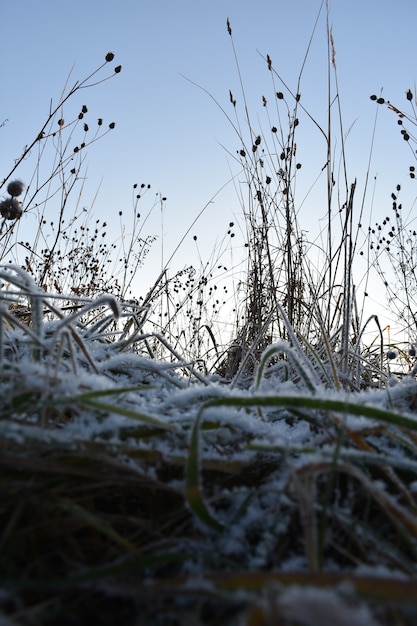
(2, 267, 417, 625)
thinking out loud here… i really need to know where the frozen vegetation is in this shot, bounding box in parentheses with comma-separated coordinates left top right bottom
(1, 265, 417, 625)
(2, 17, 417, 623)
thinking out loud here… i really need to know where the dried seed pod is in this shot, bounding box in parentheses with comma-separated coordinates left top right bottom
(0, 198, 23, 220)
(7, 180, 25, 197)
(105, 52, 115, 62)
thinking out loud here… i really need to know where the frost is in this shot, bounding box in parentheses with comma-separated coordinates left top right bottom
(2, 278, 417, 624)
(276, 585, 381, 626)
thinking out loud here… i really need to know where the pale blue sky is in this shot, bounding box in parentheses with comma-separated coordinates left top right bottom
(1, 0, 416, 315)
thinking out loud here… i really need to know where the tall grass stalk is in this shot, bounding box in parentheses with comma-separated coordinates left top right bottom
(2, 9, 417, 625)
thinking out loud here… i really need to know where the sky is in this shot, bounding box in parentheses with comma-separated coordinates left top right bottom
(1, 0, 417, 337)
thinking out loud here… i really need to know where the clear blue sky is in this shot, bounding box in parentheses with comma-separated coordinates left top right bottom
(1, 0, 416, 317)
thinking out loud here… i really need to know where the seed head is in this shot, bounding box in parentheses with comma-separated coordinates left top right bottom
(7, 179, 25, 197)
(105, 52, 115, 62)
(0, 197, 23, 220)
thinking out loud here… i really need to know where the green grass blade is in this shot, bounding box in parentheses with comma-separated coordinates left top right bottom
(203, 393, 417, 432)
(79, 398, 177, 431)
(185, 409, 225, 532)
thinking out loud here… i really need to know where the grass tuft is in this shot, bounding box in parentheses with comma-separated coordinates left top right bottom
(2, 8, 417, 626)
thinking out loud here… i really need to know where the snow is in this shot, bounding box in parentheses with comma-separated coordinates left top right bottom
(276, 585, 381, 626)
(2, 268, 417, 623)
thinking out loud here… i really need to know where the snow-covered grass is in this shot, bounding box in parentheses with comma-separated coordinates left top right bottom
(2, 265, 417, 625)
(2, 15, 417, 625)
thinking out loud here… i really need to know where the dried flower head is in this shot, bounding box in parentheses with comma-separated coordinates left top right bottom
(0, 198, 23, 220)
(105, 52, 115, 62)
(7, 179, 24, 197)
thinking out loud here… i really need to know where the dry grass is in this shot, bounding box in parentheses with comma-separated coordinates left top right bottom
(1, 271, 417, 624)
(2, 8, 417, 626)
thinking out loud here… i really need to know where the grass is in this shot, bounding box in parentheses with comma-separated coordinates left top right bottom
(2, 7, 417, 626)
(2, 284, 417, 624)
